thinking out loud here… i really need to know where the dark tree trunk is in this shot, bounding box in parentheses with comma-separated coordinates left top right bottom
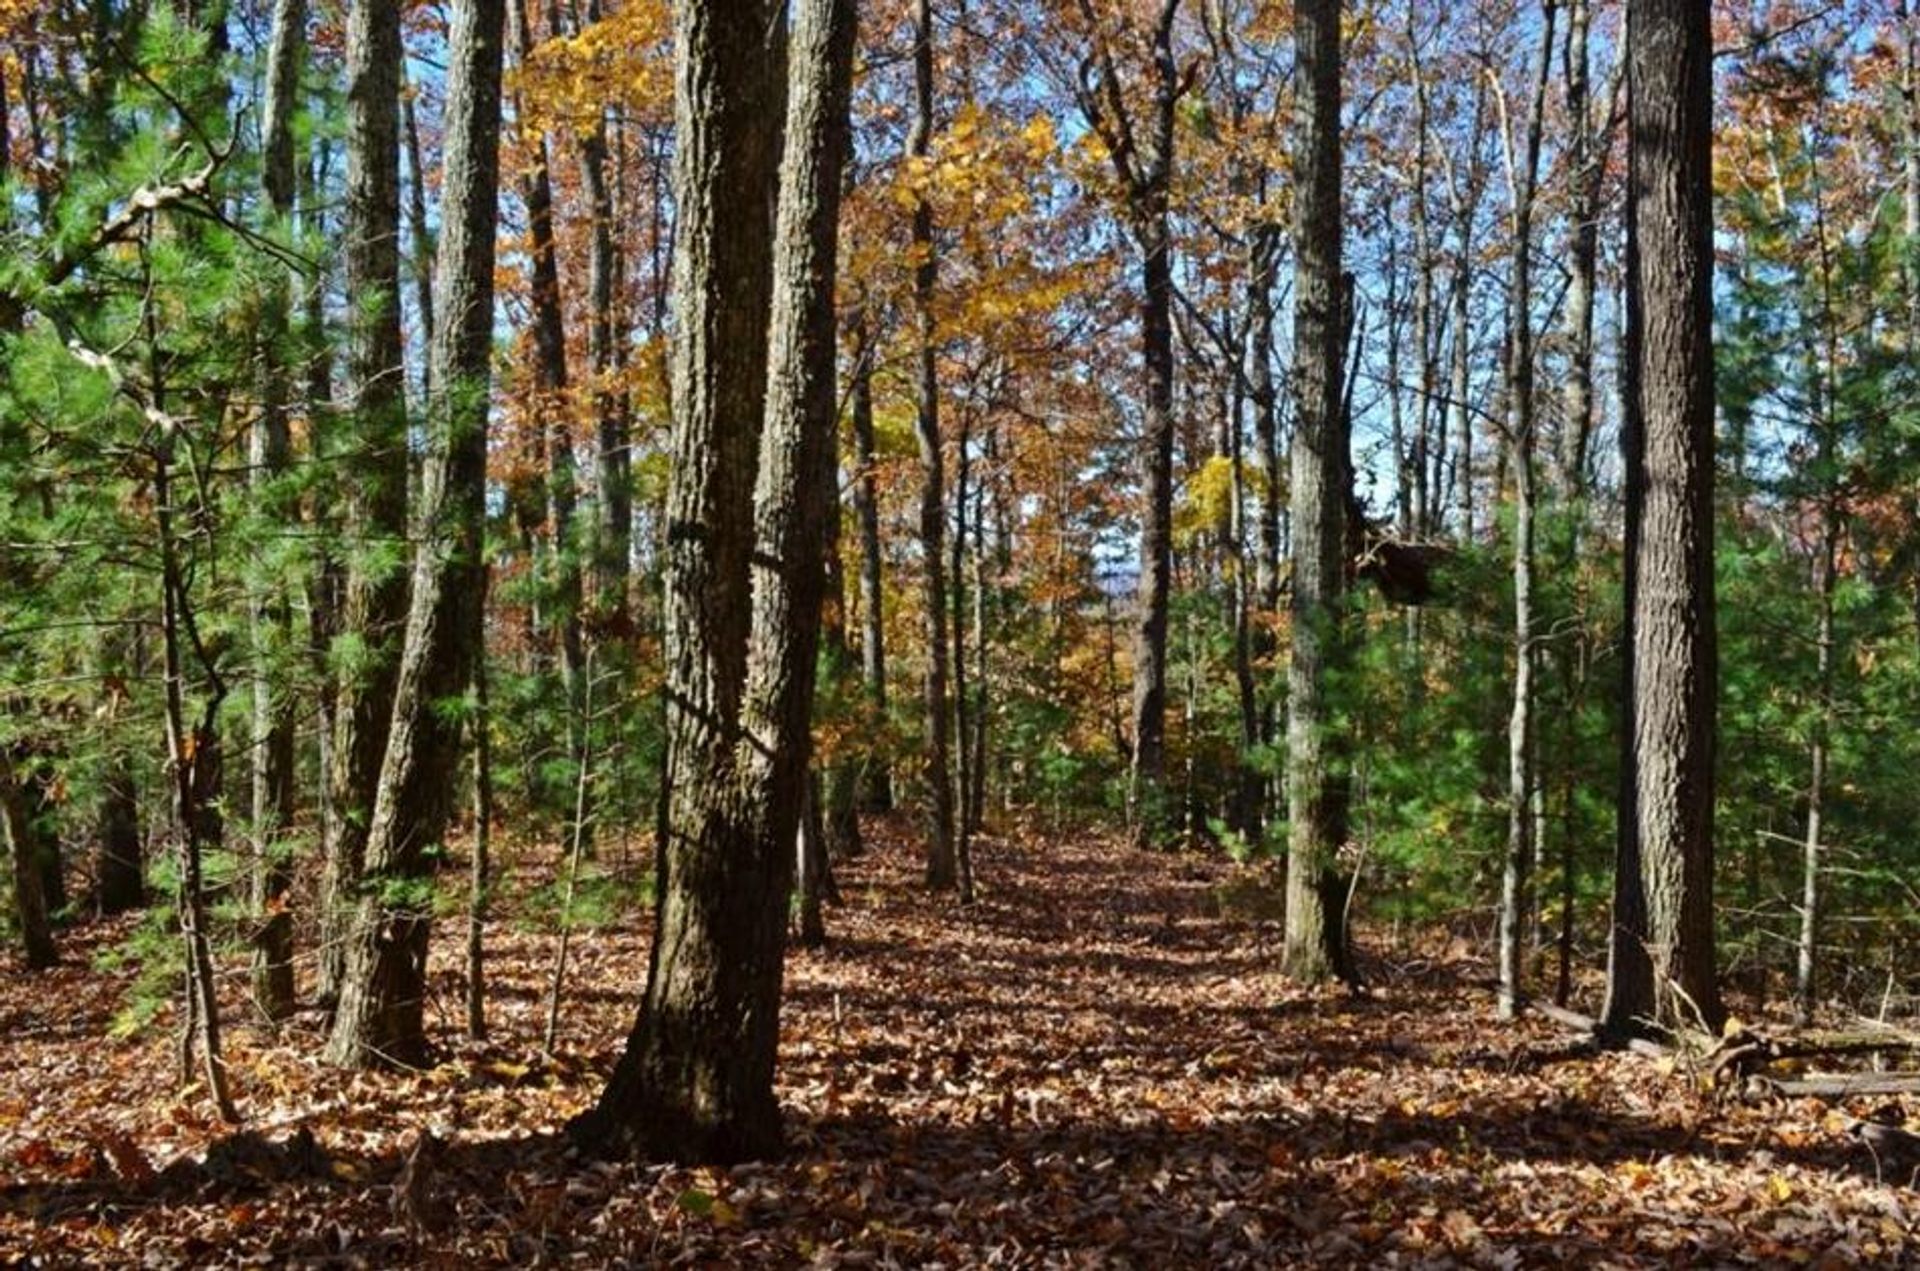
(2, 753, 56, 969)
(326, 0, 505, 1068)
(322, 0, 413, 1004)
(1071, 0, 1183, 842)
(1283, 0, 1352, 986)
(1249, 222, 1282, 756)
(910, 0, 957, 891)
(250, 0, 306, 1025)
(95, 751, 143, 914)
(570, 0, 852, 1164)
(509, 0, 583, 699)
(1558, 0, 1601, 498)
(577, 2, 630, 628)
(1604, 0, 1723, 1039)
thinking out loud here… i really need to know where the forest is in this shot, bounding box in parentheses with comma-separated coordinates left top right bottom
(4, 0, 1920, 1263)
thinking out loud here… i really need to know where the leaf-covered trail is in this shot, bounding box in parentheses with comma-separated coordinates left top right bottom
(2, 823, 1914, 1266)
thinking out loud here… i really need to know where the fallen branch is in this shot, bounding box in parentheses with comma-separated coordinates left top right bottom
(1767, 1073, 1920, 1099)
(1528, 1000, 1672, 1060)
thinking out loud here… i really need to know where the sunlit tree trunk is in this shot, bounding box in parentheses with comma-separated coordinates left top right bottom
(250, 0, 306, 1023)
(571, 0, 852, 1162)
(321, 0, 413, 1004)
(911, 0, 957, 890)
(1283, 0, 1353, 986)
(327, 0, 505, 1068)
(1604, 0, 1723, 1039)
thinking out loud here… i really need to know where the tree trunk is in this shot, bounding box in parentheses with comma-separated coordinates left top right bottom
(577, 4, 630, 627)
(1, 753, 56, 969)
(911, 0, 957, 891)
(468, 638, 493, 1040)
(249, 0, 306, 1025)
(326, 0, 505, 1068)
(570, 0, 852, 1163)
(1498, 0, 1556, 1022)
(403, 74, 436, 398)
(1605, 0, 1723, 1039)
(1283, 0, 1352, 986)
(848, 312, 892, 812)
(821, 434, 864, 864)
(95, 752, 143, 914)
(322, 0, 414, 1004)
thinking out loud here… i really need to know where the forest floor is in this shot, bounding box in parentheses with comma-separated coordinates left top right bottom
(1, 819, 1915, 1267)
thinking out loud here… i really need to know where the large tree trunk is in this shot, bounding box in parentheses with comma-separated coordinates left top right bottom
(1604, 0, 1723, 1039)
(570, 0, 852, 1163)
(326, 0, 505, 1068)
(910, 0, 957, 891)
(249, 0, 306, 1025)
(1283, 0, 1353, 986)
(321, 0, 413, 1004)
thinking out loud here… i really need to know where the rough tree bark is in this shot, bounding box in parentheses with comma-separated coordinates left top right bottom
(1603, 0, 1724, 1039)
(1283, 0, 1354, 986)
(569, 0, 853, 1163)
(249, 0, 306, 1024)
(326, 0, 504, 1068)
(321, 0, 413, 1004)
(910, 0, 957, 890)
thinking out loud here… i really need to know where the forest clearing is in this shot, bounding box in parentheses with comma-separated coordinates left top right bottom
(3, 824, 1915, 1266)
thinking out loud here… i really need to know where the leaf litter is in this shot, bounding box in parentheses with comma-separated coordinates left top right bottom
(1, 819, 1914, 1266)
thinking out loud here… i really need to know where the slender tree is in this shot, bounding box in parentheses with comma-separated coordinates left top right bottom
(910, 0, 958, 890)
(1071, 0, 1185, 841)
(1497, 0, 1557, 1022)
(848, 309, 892, 813)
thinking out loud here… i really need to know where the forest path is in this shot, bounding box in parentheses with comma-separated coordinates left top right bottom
(0, 820, 1913, 1265)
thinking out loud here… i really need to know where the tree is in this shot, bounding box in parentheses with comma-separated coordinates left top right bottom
(1282, 0, 1353, 985)
(1497, 0, 1557, 1021)
(1070, 0, 1186, 841)
(321, 0, 413, 1004)
(911, 0, 959, 891)
(1603, 0, 1724, 1038)
(569, 0, 854, 1162)
(1, 753, 56, 969)
(249, 0, 307, 1025)
(326, 0, 506, 1068)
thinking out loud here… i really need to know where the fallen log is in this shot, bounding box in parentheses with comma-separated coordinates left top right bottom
(1768, 1073, 1920, 1099)
(1527, 1000, 1672, 1060)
